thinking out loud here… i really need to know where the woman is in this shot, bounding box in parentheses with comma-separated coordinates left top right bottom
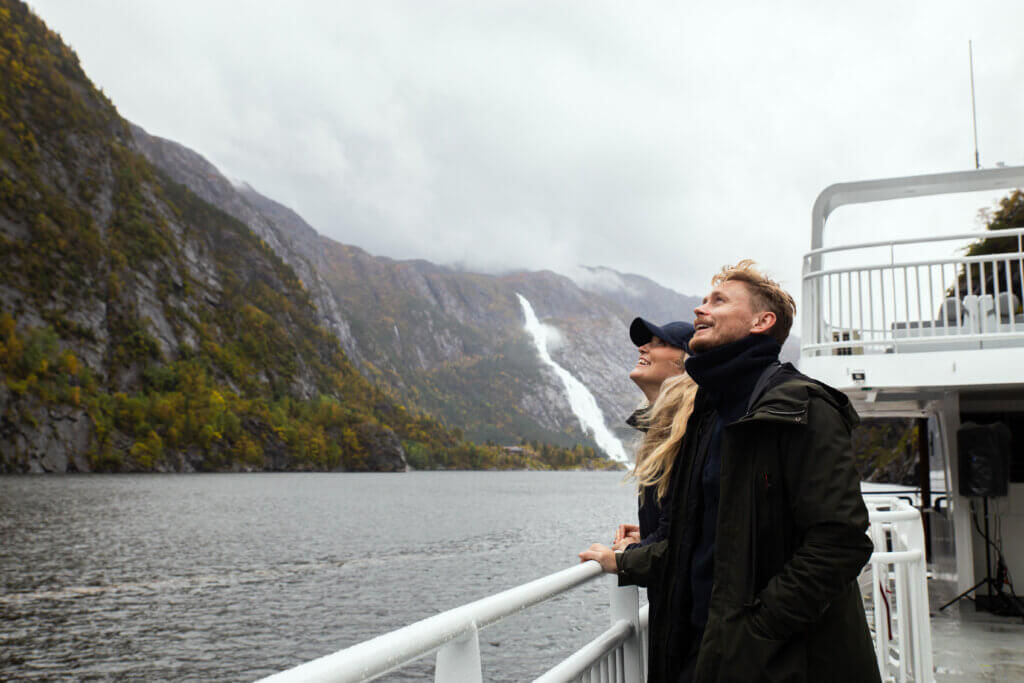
(612, 318, 698, 553)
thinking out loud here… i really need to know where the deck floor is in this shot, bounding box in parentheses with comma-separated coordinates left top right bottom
(929, 579, 1024, 682)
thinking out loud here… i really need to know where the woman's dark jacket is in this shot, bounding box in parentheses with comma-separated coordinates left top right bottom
(625, 406, 677, 616)
(616, 365, 880, 683)
(625, 407, 673, 550)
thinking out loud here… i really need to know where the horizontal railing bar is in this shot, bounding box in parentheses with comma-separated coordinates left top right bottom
(533, 603, 651, 683)
(532, 620, 634, 683)
(869, 549, 923, 563)
(805, 252, 1024, 279)
(259, 562, 604, 683)
(803, 330, 1024, 351)
(862, 489, 948, 497)
(804, 226, 1024, 259)
(867, 509, 923, 523)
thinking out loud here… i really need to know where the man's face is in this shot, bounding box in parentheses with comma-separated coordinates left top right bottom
(690, 280, 770, 352)
(628, 336, 683, 390)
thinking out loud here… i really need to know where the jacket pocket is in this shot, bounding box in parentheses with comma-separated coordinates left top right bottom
(716, 604, 807, 683)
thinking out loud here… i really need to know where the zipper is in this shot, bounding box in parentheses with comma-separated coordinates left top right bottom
(729, 405, 807, 428)
(761, 408, 805, 417)
(746, 472, 758, 606)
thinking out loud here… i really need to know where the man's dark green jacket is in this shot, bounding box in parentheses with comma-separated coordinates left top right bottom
(616, 366, 881, 683)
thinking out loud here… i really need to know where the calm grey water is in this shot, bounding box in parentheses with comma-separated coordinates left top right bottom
(0, 472, 637, 681)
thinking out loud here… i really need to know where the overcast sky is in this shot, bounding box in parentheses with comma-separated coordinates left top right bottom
(28, 1, 1024, 306)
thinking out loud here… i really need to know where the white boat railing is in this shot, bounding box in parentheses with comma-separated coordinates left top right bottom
(257, 561, 648, 683)
(862, 498, 934, 683)
(534, 600, 649, 683)
(802, 227, 1024, 357)
(261, 499, 932, 683)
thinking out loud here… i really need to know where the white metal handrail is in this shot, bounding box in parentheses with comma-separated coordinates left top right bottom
(863, 499, 934, 683)
(262, 500, 932, 683)
(802, 233, 1024, 357)
(804, 166, 1024, 357)
(811, 251, 1024, 278)
(533, 617, 633, 683)
(534, 597, 649, 683)
(257, 561, 645, 683)
(804, 226, 1024, 260)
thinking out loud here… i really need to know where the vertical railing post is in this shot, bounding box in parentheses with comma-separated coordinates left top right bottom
(609, 579, 643, 683)
(434, 622, 482, 683)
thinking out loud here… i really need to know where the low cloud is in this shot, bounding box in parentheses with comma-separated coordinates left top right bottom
(567, 266, 628, 294)
(33, 0, 1024, 305)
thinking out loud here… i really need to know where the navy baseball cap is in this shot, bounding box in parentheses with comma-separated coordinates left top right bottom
(629, 317, 695, 353)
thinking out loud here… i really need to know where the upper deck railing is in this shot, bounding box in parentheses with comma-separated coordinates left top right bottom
(801, 227, 1024, 356)
(802, 166, 1024, 359)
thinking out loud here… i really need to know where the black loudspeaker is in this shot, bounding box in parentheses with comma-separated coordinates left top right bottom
(958, 422, 1012, 497)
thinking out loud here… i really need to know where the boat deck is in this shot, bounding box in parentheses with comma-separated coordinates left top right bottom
(929, 578, 1024, 682)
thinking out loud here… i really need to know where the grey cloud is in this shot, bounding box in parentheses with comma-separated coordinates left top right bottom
(32, 0, 1024, 305)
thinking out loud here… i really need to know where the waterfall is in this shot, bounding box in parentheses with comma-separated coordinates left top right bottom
(516, 294, 628, 462)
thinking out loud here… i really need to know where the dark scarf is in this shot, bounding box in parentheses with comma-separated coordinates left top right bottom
(684, 333, 781, 414)
(680, 333, 782, 635)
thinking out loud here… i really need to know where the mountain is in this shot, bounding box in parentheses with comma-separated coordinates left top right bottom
(130, 125, 715, 449)
(128, 128, 806, 452)
(0, 0, 617, 473)
(1, 1, 799, 474)
(129, 125, 803, 450)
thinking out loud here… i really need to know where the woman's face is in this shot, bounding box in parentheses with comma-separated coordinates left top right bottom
(628, 336, 684, 391)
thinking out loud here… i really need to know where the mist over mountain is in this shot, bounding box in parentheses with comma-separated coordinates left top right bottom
(132, 124, 674, 447)
(129, 124, 802, 452)
(571, 266, 703, 325)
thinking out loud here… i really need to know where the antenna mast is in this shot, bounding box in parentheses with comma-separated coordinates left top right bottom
(969, 40, 980, 170)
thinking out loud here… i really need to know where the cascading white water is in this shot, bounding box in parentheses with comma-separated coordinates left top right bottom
(516, 294, 628, 462)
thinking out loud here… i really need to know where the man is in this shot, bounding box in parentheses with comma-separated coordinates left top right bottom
(580, 260, 879, 683)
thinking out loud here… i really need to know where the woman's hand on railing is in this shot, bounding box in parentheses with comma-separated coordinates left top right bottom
(614, 523, 640, 544)
(612, 524, 641, 550)
(579, 543, 618, 573)
(611, 537, 634, 551)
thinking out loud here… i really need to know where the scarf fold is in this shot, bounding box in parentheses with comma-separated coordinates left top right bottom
(684, 334, 781, 411)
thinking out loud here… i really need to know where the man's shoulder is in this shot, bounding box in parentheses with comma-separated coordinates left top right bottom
(763, 364, 859, 426)
(764, 364, 838, 400)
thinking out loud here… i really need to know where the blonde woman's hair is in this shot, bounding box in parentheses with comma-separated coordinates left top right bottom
(629, 359, 698, 502)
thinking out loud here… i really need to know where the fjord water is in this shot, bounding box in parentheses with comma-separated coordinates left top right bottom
(0, 472, 636, 681)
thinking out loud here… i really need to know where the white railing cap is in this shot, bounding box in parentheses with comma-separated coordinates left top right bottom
(258, 561, 605, 683)
(811, 165, 1024, 254)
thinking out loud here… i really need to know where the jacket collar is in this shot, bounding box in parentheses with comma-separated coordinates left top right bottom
(685, 334, 781, 414)
(731, 366, 860, 429)
(625, 405, 650, 432)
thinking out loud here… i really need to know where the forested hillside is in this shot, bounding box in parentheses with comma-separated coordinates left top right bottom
(0, 1, 618, 473)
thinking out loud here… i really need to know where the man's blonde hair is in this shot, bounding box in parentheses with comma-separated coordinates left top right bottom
(712, 260, 796, 345)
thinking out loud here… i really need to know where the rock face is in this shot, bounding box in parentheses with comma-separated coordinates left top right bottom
(354, 424, 408, 472)
(0, 399, 93, 473)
